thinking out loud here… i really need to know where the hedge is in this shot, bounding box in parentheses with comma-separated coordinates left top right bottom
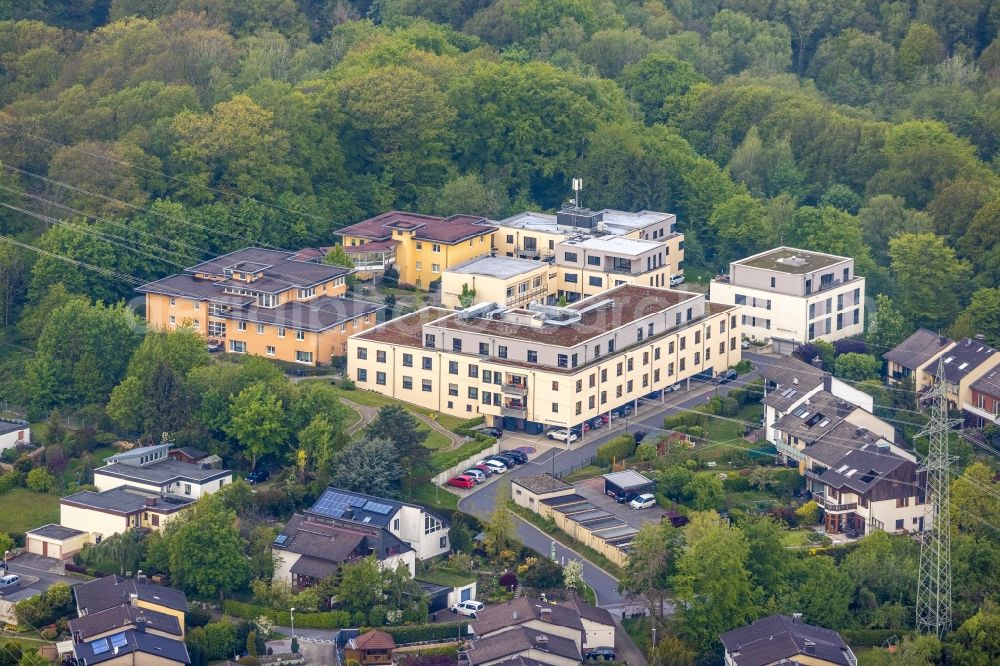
(451, 416, 485, 437)
(361, 622, 470, 645)
(223, 601, 350, 629)
(841, 628, 902, 647)
(595, 434, 636, 466)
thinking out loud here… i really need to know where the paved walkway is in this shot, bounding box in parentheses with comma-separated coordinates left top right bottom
(339, 398, 378, 434)
(414, 413, 464, 450)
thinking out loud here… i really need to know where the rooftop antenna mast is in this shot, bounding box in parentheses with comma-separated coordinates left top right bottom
(915, 358, 958, 638)
(571, 178, 583, 209)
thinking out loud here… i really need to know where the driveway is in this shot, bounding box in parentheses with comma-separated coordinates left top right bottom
(574, 478, 663, 531)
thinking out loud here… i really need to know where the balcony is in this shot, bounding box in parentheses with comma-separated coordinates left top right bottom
(775, 439, 804, 461)
(501, 405, 527, 418)
(962, 402, 1000, 425)
(502, 383, 528, 397)
(813, 492, 858, 513)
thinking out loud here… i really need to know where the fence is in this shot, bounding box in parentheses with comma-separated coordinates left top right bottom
(432, 442, 501, 485)
(555, 456, 598, 479)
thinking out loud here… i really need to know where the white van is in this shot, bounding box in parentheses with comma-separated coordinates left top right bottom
(669, 274, 685, 287)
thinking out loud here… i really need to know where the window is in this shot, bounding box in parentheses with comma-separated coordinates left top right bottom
(675, 312, 682, 325)
(575, 401, 582, 415)
(616, 385, 623, 398)
(694, 352, 700, 365)
(896, 497, 910, 508)
(449, 360, 458, 375)
(808, 323, 815, 340)
(296, 351, 313, 364)
(296, 330, 305, 341)
(169, 297, 176, 306)
(237, 321, 247, 332)
(853, 309, 860, 325)
(668, 341, 675, 354)
(432, 263, 441, 273)
(468, 387, 478, 399)
(527, 350, 538, 363)
(169, 315, 176, 325)
(448, 383, 458, 396)
(377, 350, 386, 363)
(432, 244, 441, 253)
(648, 322, 654, 337)
(483, 370, 492, 383)
(552, 403, 559, 413)
(770, 276, 775, 288)
(589, 276, 603, 287)
(720, 342, 725, 354)
(506, 234, 514, 243)
(498, 345, 508, 359)
(403, 376, 413, 390)
(654, 347, 661, 360)
(565, 273, 578, 283)
(564, 251, 577, 262)
(422, 357, 433, 370)
(654, 369, 660, 382)
(837, 294, 844, 310)
(278, 327, 286, 338)
(481, 392, 490, 405)
(357, 347, 368, 360)
(468, 364, 478, 378)
(668, 362, 674, 376)
(415, 261, 422, 271)
(357, 368, 368, 382)
(895, 519, 905, 531)
(403, 353, 413, 367)
(572, 353, 578, 367)
(594, 344, 600, 357)
(601, 391, 607, 404)
(422, 379, 432, 392)
(479, 342, 489, 355)
(735, 294, 747, 305)
(686, 307, 693, 321)
(589, 374, 596, 388)
(601, 369, 607, 382)
(425, 334, 436, 348)
(627, 380, 634, 392)
(266, 345, 275, 356)
(209, 321, 226, 337)
(575, 379, 582, 392)
(415, 242, 423, 250)
(809, 303, 816, 319)
(627, 358, 634, 371)
(617, 362, 624, 376)
(679, 336, 686, 351)
(608, 340, 615, 352)
(184, 484, 192, 496)
(452, 338, 462, 352)
(376, 372, 386, 385)
(836, 313, 843, 330)
(558, 354, 568, 368)
(731, 336, 737, 350)
(695, 330, 701, 344)
(298, 286, 316, 299)
(637, 327, 644, 341)
(533, 277, 542, 288)
(230, 340, 246, 353)
(589, 396, 595, 408)
(643, 352, 649, 365)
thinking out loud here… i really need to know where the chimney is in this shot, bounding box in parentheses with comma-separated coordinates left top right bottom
(940, 336, 948, 345)
(144, 497, 157, 507)
(792, 613, 802, 623)
(792, 377, 799, 385)
(137, 570, 147, 583)
(135, 618, 146, 633)
(540, 608, 553, 621)
(535, 635, 548, 646)
(74, 631, 83, 644)
(129, 593, 138, 607)
(811, 356, 823, 369)
(804, 640, 816, 655)
(975, 334, 986, 342)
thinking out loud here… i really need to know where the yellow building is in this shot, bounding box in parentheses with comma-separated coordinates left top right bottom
(348, 284, 741, 433)
(441, 256, 552, 309)
(138, 248, 379, 366)
(337, 211, 496, 288)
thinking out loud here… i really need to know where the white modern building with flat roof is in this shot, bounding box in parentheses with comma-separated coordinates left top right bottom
(709, 247, 865, 354)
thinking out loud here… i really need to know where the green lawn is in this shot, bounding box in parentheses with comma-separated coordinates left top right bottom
(781, 530, 814, 548)
(325, 385, 466, 431)
(431, 438, 495, 471)
(405, 481, 459, 510)
(701, 403, 763, 445)
(416, 568, 476, 588)
(561, 465, 606, 483)
(0, 489, 60, 534)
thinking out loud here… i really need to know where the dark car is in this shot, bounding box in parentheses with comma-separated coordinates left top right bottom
(613, 489, 640, 504)
(502, 449, 528, 464)
(481, 427, 503, 438)
(589, 416, 604, 430)
(662, 511, 690, 528)
(244, 469, 270, 484)
(488, 454, 519, 467)
(474, 463, 494, 477)
(717, 369, 738, 384)
(584, 648, 616, 661)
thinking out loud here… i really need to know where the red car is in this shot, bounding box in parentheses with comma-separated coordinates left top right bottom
(448, 475, 476, 489)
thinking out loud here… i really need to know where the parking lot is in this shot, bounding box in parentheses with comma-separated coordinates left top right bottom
(574, 477, 666, 530)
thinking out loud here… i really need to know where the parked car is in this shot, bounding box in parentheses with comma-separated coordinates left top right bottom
(0, 575, 19, 588)
(629, 493, 657, 510)
(669, 274, 685, 286)
(502, 449, 528, 464)
(547, 429, 579, 443)
(463, 469, 486, 483)
(205, 341, 223, 353)
(611, 489, 639, 504)
(741, 339, 751, 350)
(448, 475, 476, 490)
(662, 511, 690, 527)
(664, 383, 682, 393)
(244, 469, 270, 484)
(589, 416, 604, 430)
(717, 369, 738, 384)
(488, 454, 518, 468)
(481, 427, 503, 438)
(585, 647, 616, 661)
(451, 600, 484, 618)
(479, 459, 507, 474)
(473, 463, 495, 477)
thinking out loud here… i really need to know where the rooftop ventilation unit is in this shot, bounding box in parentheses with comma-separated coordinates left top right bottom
(776, 255, 806, 267)
(458, 302, 501, 321)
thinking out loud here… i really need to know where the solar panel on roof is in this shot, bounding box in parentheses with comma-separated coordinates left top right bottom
(349, 497, 367, 508)
(91, 640, 110, 655)
(363, 501, 393, 515)
(109, 633, 128, 649)
(273, 535, 288, 545)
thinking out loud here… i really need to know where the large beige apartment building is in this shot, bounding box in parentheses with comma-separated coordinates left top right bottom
(347, 284, 741, 434)
(709, 247, 865, 353)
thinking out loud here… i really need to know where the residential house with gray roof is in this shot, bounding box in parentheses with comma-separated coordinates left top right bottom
(721, 614, 856, 666)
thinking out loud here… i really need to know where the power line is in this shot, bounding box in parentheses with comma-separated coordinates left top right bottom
(0, 120, 336, 227)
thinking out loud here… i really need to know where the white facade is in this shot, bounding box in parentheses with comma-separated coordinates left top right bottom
(94, 468, 231, 499)
(710, 247, 865, 347)
(0, 420, 29, 451)
(390, 504, 449, 560)
(765, 376, 874, 443)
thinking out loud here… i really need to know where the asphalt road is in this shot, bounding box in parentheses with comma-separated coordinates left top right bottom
(456, 359, 764, 610)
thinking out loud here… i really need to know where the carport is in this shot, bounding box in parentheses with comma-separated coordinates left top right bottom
(602, 470, 654, 499)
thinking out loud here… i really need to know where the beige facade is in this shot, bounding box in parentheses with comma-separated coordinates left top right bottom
(441, 257, 552, 309)
(348, 285, 741, 431)
(511, 475, 576, 512)
(710, 247, 865, 348)
(25, 526, 91, 560)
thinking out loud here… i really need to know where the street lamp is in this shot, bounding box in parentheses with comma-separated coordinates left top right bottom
(290, 607, 295, 640)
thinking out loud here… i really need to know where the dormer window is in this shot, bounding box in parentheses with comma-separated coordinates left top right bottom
(257, 293, 278, 307)
(298, 286, 316, 299)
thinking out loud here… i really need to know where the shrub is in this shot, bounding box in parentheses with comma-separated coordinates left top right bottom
(795, 500, 821, 526)
(363, 623, 469, 645)
(595, 434, 636, 465)
(499, 571, 517, 592)
(26, 467, 55, 492)
(186, 608, 212, 629)
(0, 472, 22, 495)
(340, 377, 356, 390)
(718, 397, 739, 417)
(734, 360, 753, 374)
(452, 416, 485, 437)
(222, 601, 351, 629)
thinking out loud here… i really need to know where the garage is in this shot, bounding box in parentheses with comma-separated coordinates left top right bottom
(25, 524, 89, 560)
(602, 470, 655, 502)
